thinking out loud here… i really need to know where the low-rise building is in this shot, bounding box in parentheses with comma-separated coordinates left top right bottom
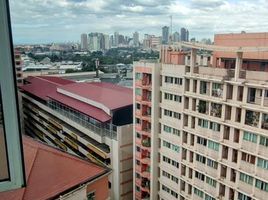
(19, 76, 133, 200)
(0, 136, 110, 200)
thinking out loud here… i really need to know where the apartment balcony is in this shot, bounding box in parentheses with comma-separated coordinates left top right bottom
(244, 70, 268, 82)
(135, 109, 142, 116)
(241, 140, 258, 153)
(141, 169, 150, 180)
(136, 124, 142, 131)
(135, 80, 142, 87)
(212, 88, 223, 98)
(136, 95, 142, 102)
(136, 137, 142, 146)
(245, 110, 260, 128)
(210, 103, 222, 118)
(237, 181, 253, 194)
(141, 179, 150, 193)
(261, 113, 268, 130)
(135, 190, 150, 200)
(141, 138, 151, 149)
(136, 164, 142, 173)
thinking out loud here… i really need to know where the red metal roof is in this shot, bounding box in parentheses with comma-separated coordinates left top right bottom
(20, 76, 74, 100)
(19, 76, 132, 122)
(59, 82, 133, 110)
(48, 90, 111, 122)
(0, 136, 108, 200)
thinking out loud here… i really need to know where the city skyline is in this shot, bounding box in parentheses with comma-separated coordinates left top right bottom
(10, 0, 268, 44)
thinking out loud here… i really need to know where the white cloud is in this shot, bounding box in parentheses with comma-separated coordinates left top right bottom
(9, 0, 268, 43)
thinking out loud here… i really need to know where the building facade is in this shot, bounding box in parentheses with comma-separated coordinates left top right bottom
(180, 28, 189, 42)
(162, 26, 169, 44)
(14, 50, 23, 84)
(134, 33, 268, 200)
(81, 33, 88, 50)
(19, 76, 133, 200)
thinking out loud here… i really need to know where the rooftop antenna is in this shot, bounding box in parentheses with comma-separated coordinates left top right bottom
(169, 15, 173, 44)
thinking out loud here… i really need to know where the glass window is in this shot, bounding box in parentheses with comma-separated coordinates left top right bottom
(243, 131, 257, 143)
(257, 158, 268, 170)
(87, 191, 95, 200)
(260, 136, 268, 146)
(207, 140, 219, 151)
(255, 179, 268, 192)
(239, 172, 253, 185)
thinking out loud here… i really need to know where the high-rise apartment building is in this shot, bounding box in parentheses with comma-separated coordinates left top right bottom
(14, 50, 23, 84)
(104, 34, 110, 50)
(114, 32, 119, 47)
(133, 32, 140, 47)
(173, 32, 180, 42)
(134, 32, 268, 200)
(181, 28, 189, 42)
(80, 33, 88, 50)
(162, 26, 169, 44)
(19, 76, 133, 200)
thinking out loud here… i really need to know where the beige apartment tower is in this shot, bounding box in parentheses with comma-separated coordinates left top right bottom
(134, 32, 268, 200)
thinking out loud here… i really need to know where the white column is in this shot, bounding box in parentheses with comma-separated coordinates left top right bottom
(190, 48, 197, 75)
(234, 52, 243, 81)
(261, 88, 265, 107)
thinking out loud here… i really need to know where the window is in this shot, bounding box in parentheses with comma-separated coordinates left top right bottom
(135, 72, 141, 80)
(239, 172, 253, 185)
(174, 95, 182, 102)
(241, 152, 255, 164)
(210, 122, 221, 132)
(197, 136, 207, 146)
(163, 125, 172, 133)
(206, 177, 216, 187)
(196, 154, 206, 164)
(165, 76, 173, 83)
(162, 155, 179, 168)
(200, 81, 208, 94)
(207, 140, 219, 151)
(135, 88, 141, 96)
(205, 194, 216, 200)
(163, 140, 180, 153)
(164, 109, 172, 117)
(174, 77, 183, 85)
(260, 136, 268, 146)
(238, 192, 252, 200)
(136, 103, 140, 110)
(174, 112, 181, 119)
(255, 179, 268, 192)
(0, 3, 25, 191)
(164, 92, 173, 100)
(194, 188, 204, 198)
(195, 171, 205, 181)
(207, 158, 218, 169)
(257, 158, 268, 170)
(243, 131, 257, 143)
(87, 191, 95, 200)
(198, 119, 209, 128)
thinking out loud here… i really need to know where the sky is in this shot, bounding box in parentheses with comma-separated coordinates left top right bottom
(9, 0, 268, 44)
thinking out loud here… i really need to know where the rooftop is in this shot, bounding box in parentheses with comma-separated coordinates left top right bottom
(0, 136, 109, 200)
(20, 76, 133, 122)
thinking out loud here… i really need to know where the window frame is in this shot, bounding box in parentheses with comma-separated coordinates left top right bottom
(0, 0, 25, 191)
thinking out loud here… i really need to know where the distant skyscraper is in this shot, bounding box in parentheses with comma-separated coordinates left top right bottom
(133, 32, 139, 47)
(114, 32, 119, 47)
(104, 34, 110, 50)
(162, 26, 169, 44)
(80, 33, 88, 50)
(180, 27, 189, 42)
(172, 32, 180, 42)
